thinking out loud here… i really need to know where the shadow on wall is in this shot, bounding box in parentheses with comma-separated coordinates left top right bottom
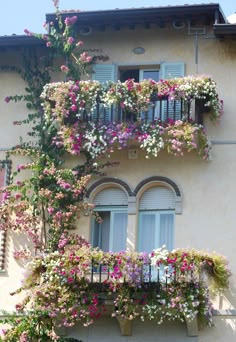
(67, 319, 198, 342)
(2, 230, 34, 275)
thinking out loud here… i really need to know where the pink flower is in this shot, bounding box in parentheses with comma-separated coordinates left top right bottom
(48, 207, 55, 215)
(46, 41, 52, 47)
(64, 16, 77, 26)
(14, 193, 22, 200)
(2, 191, 10, 202)
(61, 65, 69, 72)
(4, 96, 10, 103)
(24, 29, 33, 36)
(17, 164, 26, 172)
(67, 277, 74, 283)
(86, 56, 92, 63)
(71, 104, 77, 112)
(67, 37, 75, 45)
(76, 40, 84, 47)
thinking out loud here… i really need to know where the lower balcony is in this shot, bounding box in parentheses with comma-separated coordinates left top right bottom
(7, 246, 230, 339)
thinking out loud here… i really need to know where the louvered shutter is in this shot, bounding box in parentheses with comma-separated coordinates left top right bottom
(92, 64, 117, 83)
(92, 64, 117, 121)
(139, 186, 175, 210)
(94, 187, 128, 206)
(160, 62, 185, 121)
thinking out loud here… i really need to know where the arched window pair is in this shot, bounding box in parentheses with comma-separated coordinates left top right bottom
(91, 180, 179, 253)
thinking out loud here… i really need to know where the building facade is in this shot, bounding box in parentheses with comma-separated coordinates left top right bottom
(1, 3, 236, 341)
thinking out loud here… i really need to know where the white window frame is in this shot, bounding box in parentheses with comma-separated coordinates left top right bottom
(138, 210, 175, 252)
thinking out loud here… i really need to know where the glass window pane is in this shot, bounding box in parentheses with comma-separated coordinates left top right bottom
(143, 70, 159, 82)
(138, 213, 156, 252)
(159, 213, 174, 250)
(93, 212, 110, 251)
(111, 212, 128, 252)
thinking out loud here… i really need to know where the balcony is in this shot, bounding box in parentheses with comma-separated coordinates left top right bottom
(41, 76, 222, 159)
(14, 246, 230, 337)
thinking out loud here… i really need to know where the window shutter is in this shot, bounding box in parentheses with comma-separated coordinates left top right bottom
(92, 64, 117, 121)
(139, 186, 175, 210)
(94, 188, 128, 206)
(160, 62, 185, 80)
(92, 64, 117, 83)
(160, 62, 185, 121)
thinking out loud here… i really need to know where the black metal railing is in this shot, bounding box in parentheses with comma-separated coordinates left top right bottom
(80, 96, 203, 124)
(89, 259, 199, 293)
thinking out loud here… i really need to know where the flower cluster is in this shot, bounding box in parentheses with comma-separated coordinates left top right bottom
(42, 76, 223, 122)
(1, 247, 230, 340)
(173, 75, 224, 120)
(0, 156, 94, 251)
(49, 120, 211, 160)
(24, 7, 92, 80)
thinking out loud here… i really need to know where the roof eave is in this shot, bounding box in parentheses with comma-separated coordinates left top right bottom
(214, 24, 236, 37)
(0, 35, 44, 47)
(46, 3, 227, 25)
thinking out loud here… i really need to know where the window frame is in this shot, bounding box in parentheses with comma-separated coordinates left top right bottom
(138, 209, 175, 252)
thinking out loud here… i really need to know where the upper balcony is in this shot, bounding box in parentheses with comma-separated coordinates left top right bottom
(41, 76, 223, 159)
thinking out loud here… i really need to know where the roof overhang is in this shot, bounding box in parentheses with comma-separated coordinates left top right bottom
(46, 4, 226, 31)
(214, 24, 236, 37)
(0, 35, 44, 48)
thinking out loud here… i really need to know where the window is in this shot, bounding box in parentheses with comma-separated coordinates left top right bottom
(91, 187, 128, 252)
(92, 62, 185, 122)
(119, 67, 159, 83)
(138, 186, 175, 253)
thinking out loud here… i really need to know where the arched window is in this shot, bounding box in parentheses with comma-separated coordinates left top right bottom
(91, 187, 128, 252)
(138, 186, 175, 252)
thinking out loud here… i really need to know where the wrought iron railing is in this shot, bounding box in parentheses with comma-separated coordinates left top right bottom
(89, 259, 199, 293)
(80, 97, 204, 124)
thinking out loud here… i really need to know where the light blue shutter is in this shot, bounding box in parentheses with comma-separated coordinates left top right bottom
(92, 64, 117, 83)
(160, 62, 185, 120)
(92, 64, 117, 121)
(160, 62, 185, 80)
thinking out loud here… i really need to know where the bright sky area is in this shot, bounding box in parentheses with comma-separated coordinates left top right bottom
(1, 0, 235, 35)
